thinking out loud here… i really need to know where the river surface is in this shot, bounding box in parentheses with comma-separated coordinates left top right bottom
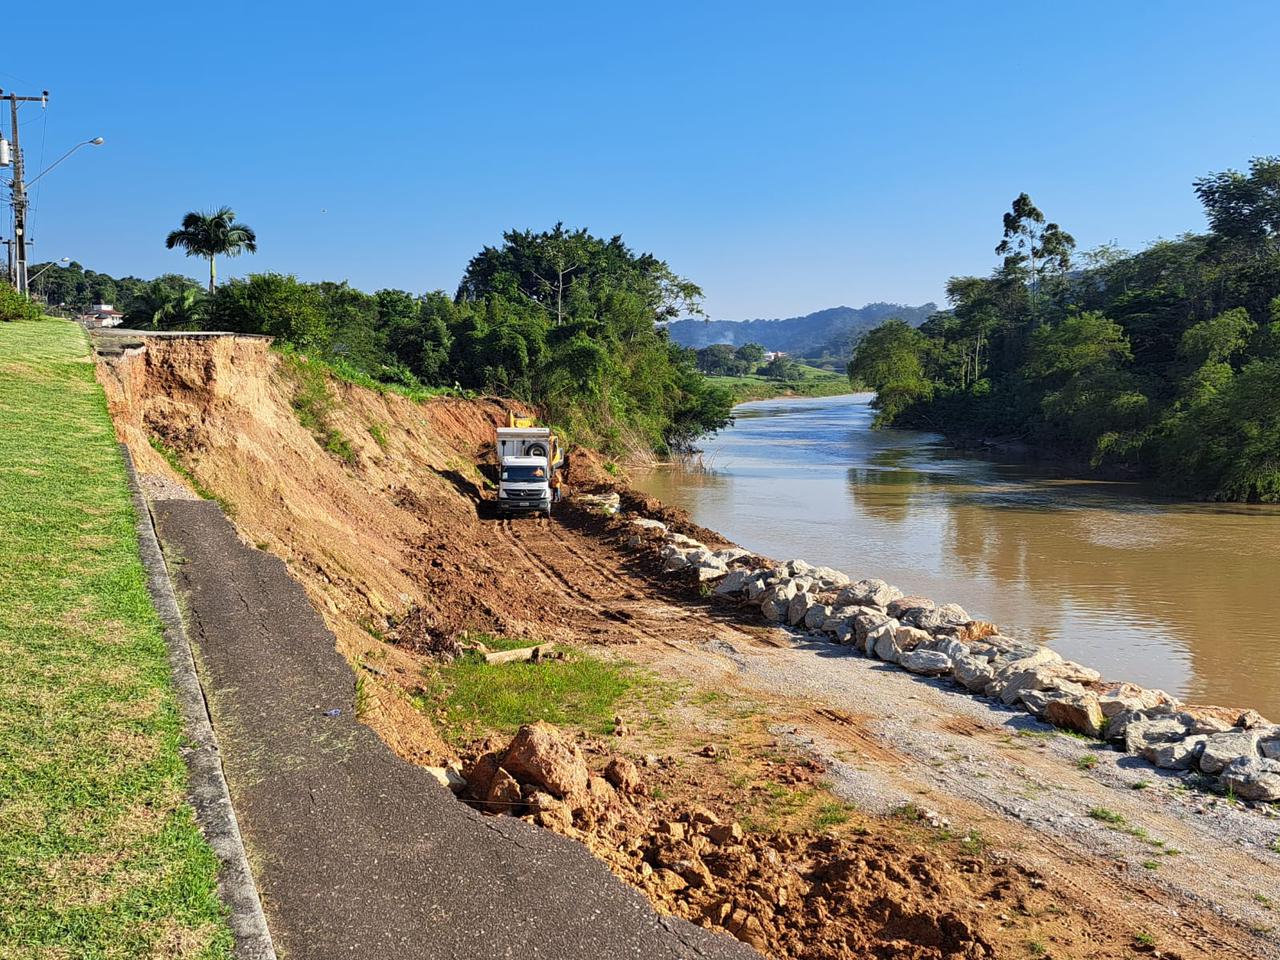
(633, 393, 1280, 718)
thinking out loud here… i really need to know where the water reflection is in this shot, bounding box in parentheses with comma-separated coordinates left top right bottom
(634, 393, 1280, 717)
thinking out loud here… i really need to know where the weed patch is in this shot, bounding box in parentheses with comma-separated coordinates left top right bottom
(280, 351, 357, 463)
(1087, 806, 1125, 824)
(812, 800, 858, 831)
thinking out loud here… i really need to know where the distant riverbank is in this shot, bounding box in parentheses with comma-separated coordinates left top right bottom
(704, 363, 854, 402)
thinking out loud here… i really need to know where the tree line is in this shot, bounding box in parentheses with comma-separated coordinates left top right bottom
(849, 157, 1280, 502)
(695, 344, 817, 382)
(23, 222, 733, 454)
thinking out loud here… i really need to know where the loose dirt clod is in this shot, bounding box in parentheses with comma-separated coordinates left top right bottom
(458, 722, 1010, 960)
(385, 606, 459, 659)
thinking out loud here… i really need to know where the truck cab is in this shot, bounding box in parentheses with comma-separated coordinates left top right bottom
(497, 455, 552, 516)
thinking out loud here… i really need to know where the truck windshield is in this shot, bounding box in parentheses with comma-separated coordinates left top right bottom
(502, 465, 546, 482)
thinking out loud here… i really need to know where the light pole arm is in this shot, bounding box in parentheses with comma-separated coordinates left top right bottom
(24, 138, 104, 189)
(28, 258, 70, 285)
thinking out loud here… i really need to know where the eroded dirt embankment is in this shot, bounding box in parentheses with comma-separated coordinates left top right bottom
(98, 334, 1280, 960)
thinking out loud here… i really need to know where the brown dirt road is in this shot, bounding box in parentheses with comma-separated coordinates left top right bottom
(97, 333, 1280, 960)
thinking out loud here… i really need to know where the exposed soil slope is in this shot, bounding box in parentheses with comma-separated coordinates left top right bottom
(98, 335, 1280, 960)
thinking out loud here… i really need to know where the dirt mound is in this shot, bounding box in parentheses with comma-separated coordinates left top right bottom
(458, 722, 1004, 960)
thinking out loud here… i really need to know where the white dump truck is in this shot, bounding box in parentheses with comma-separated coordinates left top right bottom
(495, 416, 564, 518)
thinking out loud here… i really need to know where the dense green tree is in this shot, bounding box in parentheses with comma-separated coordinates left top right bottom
(1193, 156, 1280, 251)
(455, 225, 729, 450)
(28, 261, 145, 312)
(1178, 307, 1256, 367)
(315, 282, 385, 373)
(848, 320, 932, 425)
(165, 207, 257, 293)
(696, 343, 748, 375)
(735, 342, 765, 369)
(762, 354, 801, 381)
(849, 159, 1280, 500)
(458, 223, 704, 323)
(122, 274, 206, 329)
(1160, 359, 1280, 501)
(209, 273, 326, 346)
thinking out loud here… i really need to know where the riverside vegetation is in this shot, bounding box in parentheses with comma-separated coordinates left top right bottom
(849, 156, 1280, 502)
(692, 343, 852, 401)
(22, 224, 734, 456)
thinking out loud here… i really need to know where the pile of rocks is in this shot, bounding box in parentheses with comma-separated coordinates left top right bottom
(642, 521, 754, 582)
(460, 720, 643, 828)
(576, 491, 622, 515)
(644, 520, 1280, 803)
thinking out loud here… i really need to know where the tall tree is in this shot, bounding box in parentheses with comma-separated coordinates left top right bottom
(165, 207, 258, 293)
(457, 224, 704, 323)
(995, 193, 1075, 318)
(1193, 156, 1280, 251)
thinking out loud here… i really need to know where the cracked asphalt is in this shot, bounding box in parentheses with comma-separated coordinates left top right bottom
(153, 499, 754, 960)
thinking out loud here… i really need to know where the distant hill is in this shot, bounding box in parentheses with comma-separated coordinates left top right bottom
(664, 303, 937, 355)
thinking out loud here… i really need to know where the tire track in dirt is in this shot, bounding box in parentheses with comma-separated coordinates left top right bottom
(809, 707, 905, 766)
(548, 513, 769, 648)
(492, 517, 679, 648)
(501, 515, 757, 655)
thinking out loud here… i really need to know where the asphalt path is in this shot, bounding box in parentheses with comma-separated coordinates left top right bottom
(152, 499, 753, 960)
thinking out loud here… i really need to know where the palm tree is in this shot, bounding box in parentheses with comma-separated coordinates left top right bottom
(164, 207, 257, 294)
(153, 287, 207, 330)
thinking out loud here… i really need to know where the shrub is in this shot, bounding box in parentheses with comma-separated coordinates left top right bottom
(0, 282, 42, 323)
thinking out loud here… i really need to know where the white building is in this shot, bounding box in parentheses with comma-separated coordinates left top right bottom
(80, 304, 125, 328)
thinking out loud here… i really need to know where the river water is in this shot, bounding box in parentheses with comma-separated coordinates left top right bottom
(633, 393, 1280, 718)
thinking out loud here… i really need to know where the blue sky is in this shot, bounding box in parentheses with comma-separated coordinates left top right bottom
(5, 1, 1279, 318)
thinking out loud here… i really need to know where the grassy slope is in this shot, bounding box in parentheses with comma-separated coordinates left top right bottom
(706, 362, 853, 403)
(0, 318, 230, 958)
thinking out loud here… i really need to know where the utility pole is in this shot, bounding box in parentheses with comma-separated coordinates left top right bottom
(2, 89, 49, 296)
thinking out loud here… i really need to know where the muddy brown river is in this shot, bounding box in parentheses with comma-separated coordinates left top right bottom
(634, 393, 1280, 718)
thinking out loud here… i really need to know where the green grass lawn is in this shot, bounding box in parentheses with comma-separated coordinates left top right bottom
(0, 317, 231, 958)
(707, 362, 855, 402)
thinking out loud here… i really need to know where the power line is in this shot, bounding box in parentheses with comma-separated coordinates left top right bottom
(30, 100, 49, 237)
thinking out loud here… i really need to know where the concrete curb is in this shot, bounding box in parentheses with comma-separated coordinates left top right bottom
(120, 444, 277, 960)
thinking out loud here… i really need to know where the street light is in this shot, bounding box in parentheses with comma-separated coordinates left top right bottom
(28, 256, 70, 285)
(6, 136, 102, 296)
(24, 137, 104, 188)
